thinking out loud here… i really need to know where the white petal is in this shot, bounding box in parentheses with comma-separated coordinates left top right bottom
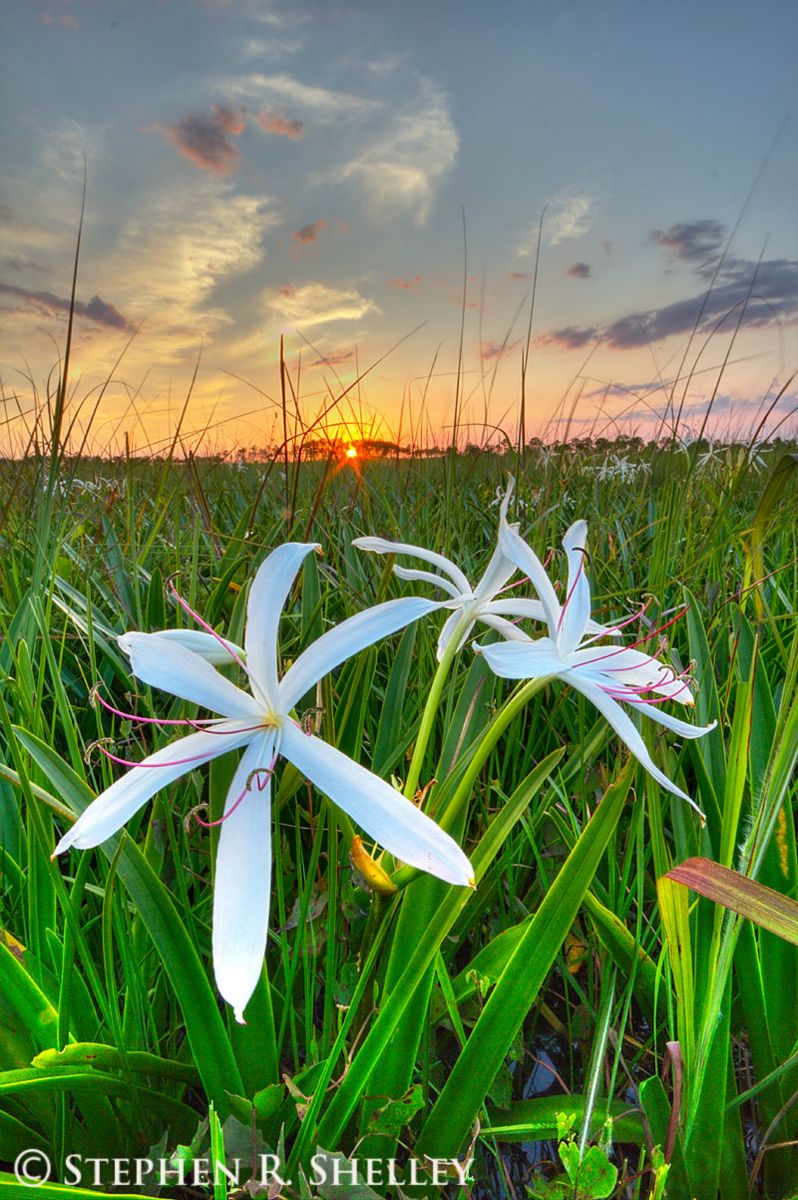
(557, 520, 592, 655)
(570, 645, 694, 705)
(483, 597, 548, 622)
(119, 633, 262, 719)
(148, 629, 246, 666)
(498, 522, 562, 639)
(476, 636, 565, 679)
(212, 733, 275, 1024)
(567, 676, 704, 812)
(624, 700, 716, 739)
(473, 542, 517, 604)
(278, 597, 444, 712)
(279, 723, 474, 886)
(353, 537, 471, 596)
(245, 543, 320, 707)
(393, 565, 463, 599)
(53, 721, 258, 852)
(437, 609, 472, 661)
(479, 614, 533, 642)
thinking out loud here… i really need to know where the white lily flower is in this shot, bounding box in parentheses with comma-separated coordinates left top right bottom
(354, 479, 608, 661)
(53, 543, 473, 1023)
(475, 518, 715, 813)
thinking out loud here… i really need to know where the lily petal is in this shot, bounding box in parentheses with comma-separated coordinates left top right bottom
(558, 520, 592, 655)
(437, 609, 471, 660)
(212, 733, 275, 1024)
(278, 597, 444, 712)
(393, 565, 463, 599)
(567, 676, 704, 812)
(624, 700, 717, 739)
(475, 636, 565, 679)
(498, 521, 562, 638)
(353, 537, 471, 596)
(245, 543, 320, 708)
(486, 598, 610, 637)
(472, 542, 518, 604)
(279, 723, 474, 886)
(479, 614, 533, 642)
(148, 629, 246, 666)
(119, 633, 262, 719)
(53, 721, 258, 853)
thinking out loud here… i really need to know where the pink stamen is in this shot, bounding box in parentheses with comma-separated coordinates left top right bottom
(496, 575, 531, 595)
(580, 597, 654, 645)
(167, 577, 247, 671)
(87, 723, 266, 770)
(557, 547, 586, 634)
(575, 606, 688, 669)
(90, 683, 225, 728)
(193, 760, 277, 827)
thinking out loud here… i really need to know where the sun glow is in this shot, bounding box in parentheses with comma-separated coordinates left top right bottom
(345, 445, 358, 459)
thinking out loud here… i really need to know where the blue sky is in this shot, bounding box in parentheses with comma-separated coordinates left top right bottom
(1, 0, 796, 452)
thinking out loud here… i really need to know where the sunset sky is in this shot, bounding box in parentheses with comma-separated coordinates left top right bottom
(1, 0, 796, 454)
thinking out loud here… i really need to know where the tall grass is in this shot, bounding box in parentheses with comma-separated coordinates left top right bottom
(0, 398, 796, 1198)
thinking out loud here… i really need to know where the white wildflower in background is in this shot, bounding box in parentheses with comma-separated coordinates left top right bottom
(475, 517, 715, 814)
(355, 480, 608, 660)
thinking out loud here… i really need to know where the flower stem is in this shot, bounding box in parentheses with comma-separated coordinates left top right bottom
(402, 612, 469, 802)
(393, 674, 553, 889)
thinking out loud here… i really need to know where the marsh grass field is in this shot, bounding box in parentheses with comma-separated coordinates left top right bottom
(0, 416, 797, 1200)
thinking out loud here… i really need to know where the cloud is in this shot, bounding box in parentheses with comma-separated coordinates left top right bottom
(510, 271, 528, 281)
(309, 349, 355, 367)
(93, 181, 279, 354)
(0, 282, 132, 331)
(258, 110, 304, 138)
(264, 282, 379, 329)
(566, 262, 591, 278)
(154, 106, 246, 174)
(292, 219, 326, 244)
(518, 190, 597, 255)
(481, 339, 522, 360)
(4, 256, 44, 273)
(224, 72, 380, 119)
(40, 10, 79, 29)
(650, 219, 726, 269)
(540, 254, 798, 351)
(388, 275, 422, 290)
(327, 82, 458, 223)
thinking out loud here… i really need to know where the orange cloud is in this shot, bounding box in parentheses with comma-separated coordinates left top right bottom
(388, 275, 423, 290)
(40, 10, 79, 29)
(292, 219, 327, 245)
(154, 107, 246, 175)
(258, 111, 304, 139)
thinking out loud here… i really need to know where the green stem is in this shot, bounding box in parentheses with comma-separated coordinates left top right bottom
(393, 674, 552, 889)
(402, 611, 470, 802)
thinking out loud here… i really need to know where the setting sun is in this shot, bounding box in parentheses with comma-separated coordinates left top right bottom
(345, 445, 358, 459)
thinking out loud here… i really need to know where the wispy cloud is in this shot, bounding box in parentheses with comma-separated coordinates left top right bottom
(292, 219, 326, 244)
(518, 190, 597, 255)
(154, 105, 246, 174)
(264, 281, 379, 329)
(258, 110, 304, 138)
(650, 219, 725, 271)
(388, 275, 422, 290)
(0, 282, 132, 332)
(540, 254, 798, 350)
(40, 10, 79, 30)
(566, 262, 591, 278)
(327, 82, 457, 223)
(481, 338, 522, 360)
(224, 72, 380, 119)
(309, 348, 355, 367)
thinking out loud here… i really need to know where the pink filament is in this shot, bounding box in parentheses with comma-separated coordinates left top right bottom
(167, 578, 247, 671)
(193, 759, 277, 828)
(90, 723, 265, 769)
(90, 683, 224, 728)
